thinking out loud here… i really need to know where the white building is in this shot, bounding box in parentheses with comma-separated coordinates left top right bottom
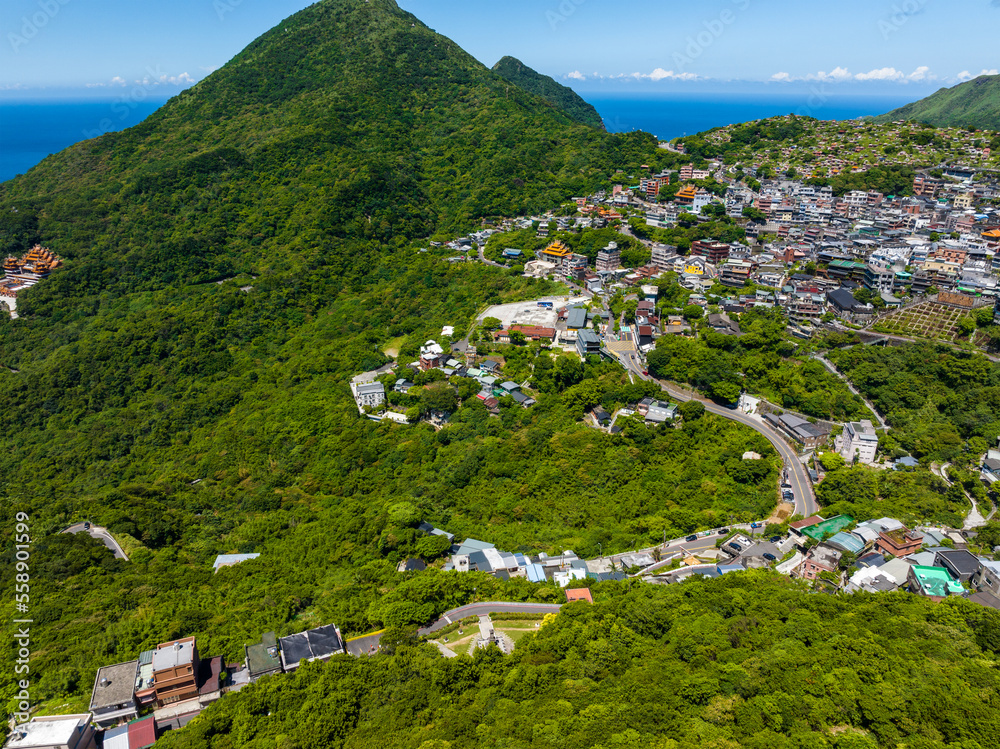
(5, 714, 96, 749)
(354, 381, 385, 410)
(837, 419, 879, 465)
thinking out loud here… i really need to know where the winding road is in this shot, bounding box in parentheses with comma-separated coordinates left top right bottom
(616, 350, 818, 517)
(63, 522, 129, 560)
(418, 602, 564, 635)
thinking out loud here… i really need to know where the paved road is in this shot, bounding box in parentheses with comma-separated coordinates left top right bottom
(935, 462, 996, 529)
(418, 602, 564, 635)
(811, 354, 887, 429)
(63, 522, 129, 560)
(616, 353, 818, 517)
(345, 632, 384, 656)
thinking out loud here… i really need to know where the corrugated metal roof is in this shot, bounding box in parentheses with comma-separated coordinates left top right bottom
(103, 725, 130, 749)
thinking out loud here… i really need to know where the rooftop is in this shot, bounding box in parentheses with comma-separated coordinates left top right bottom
(246, 632, 281, 677)
(6, 715, 91, 749)
(279, 624, 345, 670)
(152, 638, 196, 672)
(910, 565, 964, 597)
(128, 715, 158, 749)
(802, 515, 854, 541)
(90, 660, 139, 711)
(212, 553, 260, 571)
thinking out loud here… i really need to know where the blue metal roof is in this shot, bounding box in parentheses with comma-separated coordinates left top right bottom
(526, 563, 547, 583)
(827, 532, 865, 555)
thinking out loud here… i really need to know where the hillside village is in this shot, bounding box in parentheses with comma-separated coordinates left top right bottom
(13, 116, 1000, 748)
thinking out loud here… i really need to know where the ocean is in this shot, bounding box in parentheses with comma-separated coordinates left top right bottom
(0, 93, 917, 183)
(0, 100, 169, 183)
(587, 93, 918, 140)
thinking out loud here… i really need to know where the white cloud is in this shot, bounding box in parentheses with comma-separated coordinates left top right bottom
(770, 66, 936, 84)
(854, 67, 905, 81)
(818, 67, 853, 82)
(620, 68, 699, 81)
(565, 70, 586, 81)
(86, 76, 128, 88)
(958, 68, 998, 81)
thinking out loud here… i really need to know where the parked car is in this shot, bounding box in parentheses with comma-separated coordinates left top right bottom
(83, 522, 91, 530)
(685, 534, 698, 543)
(769, 535, 781, 543)
(763, 553, 777, 561)
(751, 522, 763, 529)
(717, 528, 730, 535)
(729, 542, 742, 552)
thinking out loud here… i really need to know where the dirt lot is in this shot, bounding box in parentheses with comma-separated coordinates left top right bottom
(478, 296, 588, 329)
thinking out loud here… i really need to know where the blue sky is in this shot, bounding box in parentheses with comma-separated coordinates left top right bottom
(2, 0, 998, 99)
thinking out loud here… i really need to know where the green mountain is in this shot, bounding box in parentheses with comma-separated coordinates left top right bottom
(0, 0, 653, 296)
(492, 55, 604, 129)
(876, 75, 1000, 129)
(0, 0, 691, 728)
(6, 3, 999, 745)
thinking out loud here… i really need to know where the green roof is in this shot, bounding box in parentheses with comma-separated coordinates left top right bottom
(910, 566, 964, 597)
(802, 515, 854, 541)
(246, 632, 282, 677)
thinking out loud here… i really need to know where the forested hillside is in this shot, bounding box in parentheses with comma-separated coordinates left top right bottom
(827, 343, 1000, 460)
(3, 0, 998, 744)
(157, 575, 1000, 749)
(876, 75, 1000, 130)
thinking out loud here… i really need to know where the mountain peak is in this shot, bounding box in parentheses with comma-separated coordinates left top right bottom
(492, 56, 604, 129)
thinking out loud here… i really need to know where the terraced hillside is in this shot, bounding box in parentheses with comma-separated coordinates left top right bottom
(872, 301, 973, 341)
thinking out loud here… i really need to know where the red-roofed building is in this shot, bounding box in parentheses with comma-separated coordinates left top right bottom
(565, 588, 593, 603)
(789, 516, 824, 538)
(496, 325, 556, 344)
(128, 715, 157, 749)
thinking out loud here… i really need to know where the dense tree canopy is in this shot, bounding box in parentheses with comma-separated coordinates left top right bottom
(155, 575, 1000, 749)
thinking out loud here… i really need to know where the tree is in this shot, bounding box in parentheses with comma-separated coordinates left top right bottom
(741, 206, 767, 223)
(957, 316, 976, 339)
(482, 317, 502, 331)
(509, 330, 526, 346)
(682, 305, 704, 322)
(678, 400, 705, 420)
(422, 383, 458, 413)
(710, 380, 741, 404)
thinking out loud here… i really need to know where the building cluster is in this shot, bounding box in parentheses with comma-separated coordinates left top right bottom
(9, 620, 355, 749)
(786, 514, 1000, 605)
(432, 529, 626, 586)
(0, 245, 62, 316)
(350, 339, 540, 425)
